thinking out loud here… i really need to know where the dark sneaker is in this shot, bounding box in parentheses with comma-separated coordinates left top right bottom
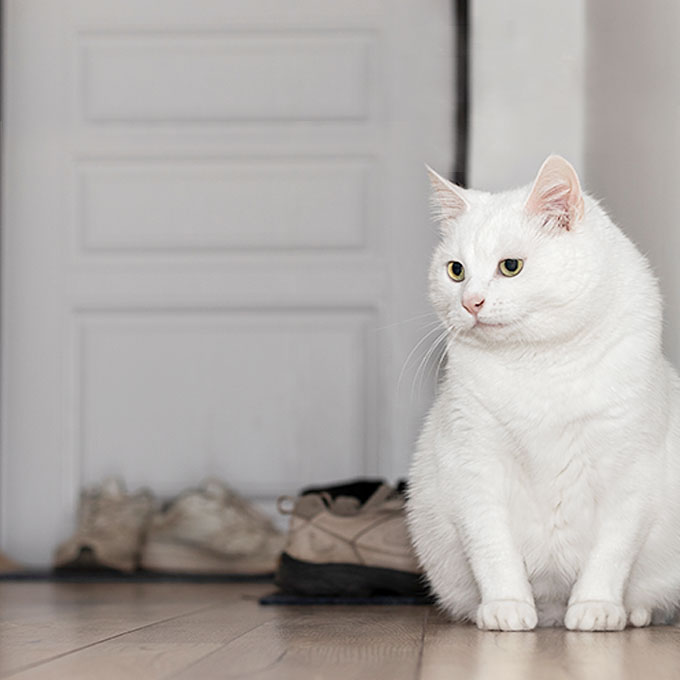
(275, 480, 426, 596)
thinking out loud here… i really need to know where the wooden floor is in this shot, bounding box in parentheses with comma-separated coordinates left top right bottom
(1, 582, 679, 679)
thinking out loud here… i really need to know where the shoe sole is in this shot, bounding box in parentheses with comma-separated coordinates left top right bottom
(275, 552, 428, 597)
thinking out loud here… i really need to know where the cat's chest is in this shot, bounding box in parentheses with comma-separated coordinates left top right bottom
(509, 415, 598, 575)
(451, 348, 645, 501)
(490, 368, 610, 484)
(466, 357, 606, 432)
(459, 356, 611, 504)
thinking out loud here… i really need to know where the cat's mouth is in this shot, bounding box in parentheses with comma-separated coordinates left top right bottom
(474, 320, 506, 329)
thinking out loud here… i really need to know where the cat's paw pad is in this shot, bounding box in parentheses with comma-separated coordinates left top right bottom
(628, 607, 652, 628)
(564, 601, 626, 631)
(476, 600, 538, 631)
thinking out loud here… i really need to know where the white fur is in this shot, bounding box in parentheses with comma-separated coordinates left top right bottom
(406, 156, 680, 631)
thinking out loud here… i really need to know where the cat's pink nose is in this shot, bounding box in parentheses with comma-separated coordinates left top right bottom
(462, 294, 485, 317)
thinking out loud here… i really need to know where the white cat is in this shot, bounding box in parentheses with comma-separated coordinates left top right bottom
(406, 155, 680, 631)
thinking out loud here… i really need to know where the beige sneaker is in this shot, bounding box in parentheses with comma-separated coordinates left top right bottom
(276, 480, 425, 596)
(54, 478, 155, 573)
(140, 479, 285, 575)
(0, 550, 22, 573)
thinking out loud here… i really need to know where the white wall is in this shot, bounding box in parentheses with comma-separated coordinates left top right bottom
(470, 0, 585, 190)
(585, 1, 680, 365)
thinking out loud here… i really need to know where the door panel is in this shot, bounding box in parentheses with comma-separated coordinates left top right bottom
(80, 32, 374, 122)
(78, 158, 370, 252)
(78, 310, 374, 496)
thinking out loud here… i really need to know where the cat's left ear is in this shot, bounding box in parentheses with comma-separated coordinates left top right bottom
(524, 155, 585, 231)
(426, 165, 469, 226)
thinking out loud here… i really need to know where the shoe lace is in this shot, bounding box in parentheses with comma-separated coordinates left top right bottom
(78, 486, 153, 541)
(277, 484, 403, 519)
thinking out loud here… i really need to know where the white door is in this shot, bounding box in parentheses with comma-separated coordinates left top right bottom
(1, 0, 453, 565)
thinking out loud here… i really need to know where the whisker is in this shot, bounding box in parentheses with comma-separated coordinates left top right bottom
(427, 326, 456, 388)
(414, 329, 447, 394)
(372, 312, 438, 333)
(411, 326, 451, 400)
(433, 335, 450, 385)
(397, 323, 447, 395)
(427, 325, 464, 391)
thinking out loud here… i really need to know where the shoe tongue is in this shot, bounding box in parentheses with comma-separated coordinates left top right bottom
(361, 484, 398, 511)
(289, 494, 326, 519)
(100, 477, 126, 498)
(330, 495, 361, 515)
(202, 478, 228, 500)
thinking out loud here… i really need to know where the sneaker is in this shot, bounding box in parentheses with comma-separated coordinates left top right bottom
(0, 550, 22, 573)
(140, 478, 285, 575)
(54, 478, 155, 573)
(275, 479, 426, 596)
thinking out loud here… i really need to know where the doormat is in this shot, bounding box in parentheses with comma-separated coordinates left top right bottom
(259, 591, 435, 606)
(0, 569, 273, 583)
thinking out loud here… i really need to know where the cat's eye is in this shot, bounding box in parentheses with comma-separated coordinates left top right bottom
(447, 261, 465, 282)
(499, 258, 524, 277)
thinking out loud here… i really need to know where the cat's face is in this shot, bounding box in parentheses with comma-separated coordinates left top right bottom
(428, 156, 605, 346)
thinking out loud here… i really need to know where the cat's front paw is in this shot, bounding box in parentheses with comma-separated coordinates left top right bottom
(628, 607, 652, 628)
(476, 600, 538, 631)
(564, 601, 626, 631)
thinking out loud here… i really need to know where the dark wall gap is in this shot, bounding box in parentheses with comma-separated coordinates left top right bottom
(452, 0, 469, 187)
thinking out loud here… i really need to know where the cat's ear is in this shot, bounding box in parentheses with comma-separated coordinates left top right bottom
(524, 155, 585, 230)
(426, 165, 469, 225)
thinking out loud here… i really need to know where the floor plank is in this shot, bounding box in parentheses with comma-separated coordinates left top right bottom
(0, 582, 249, 677)
(171, 606, 428, 680)
(4, 596, 276, 680)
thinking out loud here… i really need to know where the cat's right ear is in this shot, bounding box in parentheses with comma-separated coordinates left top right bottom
(426, 165, 469, 226)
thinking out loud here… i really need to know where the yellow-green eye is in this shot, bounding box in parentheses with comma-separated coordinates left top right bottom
(499, 258, 524, 277)
(447, 261, 465, 281)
